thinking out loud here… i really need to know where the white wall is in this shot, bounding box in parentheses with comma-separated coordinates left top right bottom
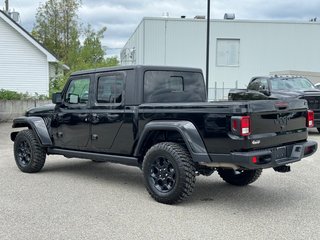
(122, 18, 320, 99)
(0, 17, 49, 95)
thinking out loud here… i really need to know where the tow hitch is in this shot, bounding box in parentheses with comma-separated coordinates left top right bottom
(273, 165, 291, 173)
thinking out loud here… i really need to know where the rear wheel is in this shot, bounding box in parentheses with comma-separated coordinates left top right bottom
(218, 168, 262, 186)
(142, 142, 196, 204)
(14, 130, 46, 173)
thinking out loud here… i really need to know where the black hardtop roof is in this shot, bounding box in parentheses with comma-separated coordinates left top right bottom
(71, 65, 203, 76)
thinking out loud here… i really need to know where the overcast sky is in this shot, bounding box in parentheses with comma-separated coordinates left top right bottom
(5, 0, 320, 57)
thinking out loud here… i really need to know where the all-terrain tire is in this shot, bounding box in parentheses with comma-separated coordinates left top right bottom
(142, 142, 196, 204)
(14, 129, 46, 173)
(218, 168, 262, 186)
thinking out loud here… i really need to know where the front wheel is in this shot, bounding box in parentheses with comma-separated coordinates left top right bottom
(218, 168, 262, 186)
(142, 142, 196, 204)
(14, 130, 46, 173)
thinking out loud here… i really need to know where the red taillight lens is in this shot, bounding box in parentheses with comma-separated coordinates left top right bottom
(252, 156, 258, 164)
(241, 116, 251, 136)
(231, 116, 251, 136)
(307, 110, 314, 128)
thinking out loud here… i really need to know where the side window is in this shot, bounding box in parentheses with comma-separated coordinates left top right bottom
(260, 79, 269, 90)
(248, 79, 261, 91)
(144, 71, 205, 103)
(65, 78, 90, 104)
(248, 79, 268, 91)
(97, 74, 124, 104)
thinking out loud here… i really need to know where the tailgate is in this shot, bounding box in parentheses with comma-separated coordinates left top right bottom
(300, 95, 320, 126)
(246, 99, 308, 150)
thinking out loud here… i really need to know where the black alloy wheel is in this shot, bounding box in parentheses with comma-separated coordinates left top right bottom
(16, 139, 32, 167)
(14, 130, 46, 173)
(142, 142, 196, 204)
(149, 156, 176, 193)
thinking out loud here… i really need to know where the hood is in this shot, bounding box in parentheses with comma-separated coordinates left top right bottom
(271, 89, 320, 99)
(25, 104, 55, 116)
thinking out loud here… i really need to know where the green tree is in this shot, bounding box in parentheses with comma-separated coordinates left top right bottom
(32, 0, 119, 95)
(32, 0, 81, 64)
(81, 25, 107, 66)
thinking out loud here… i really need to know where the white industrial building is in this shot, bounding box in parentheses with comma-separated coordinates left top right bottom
(0, 10, 67, 96)
(121, 17, 320, 99)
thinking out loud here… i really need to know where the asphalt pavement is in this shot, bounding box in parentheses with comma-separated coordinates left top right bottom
(1, 122, 320, 240)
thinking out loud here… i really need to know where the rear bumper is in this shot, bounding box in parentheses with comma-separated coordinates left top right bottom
(205, 140, 317, 170)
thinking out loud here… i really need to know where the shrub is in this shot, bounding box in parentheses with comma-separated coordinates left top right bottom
(0, 89, 49, 100)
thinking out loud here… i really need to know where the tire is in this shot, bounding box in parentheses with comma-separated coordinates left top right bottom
(317, 128, 320, 133)
(218, 168, 262, 186)
(142, 142, 196, 204)
(14, 129, 46, 173)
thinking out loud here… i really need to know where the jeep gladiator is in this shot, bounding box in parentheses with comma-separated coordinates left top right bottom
(11, 66, 317, 204)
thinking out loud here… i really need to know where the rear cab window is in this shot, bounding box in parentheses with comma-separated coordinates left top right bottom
(143, 71, 206, 103)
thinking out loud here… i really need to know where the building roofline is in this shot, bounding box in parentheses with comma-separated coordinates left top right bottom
(0, 9, 63, 63)
(141, 16, 320, 25)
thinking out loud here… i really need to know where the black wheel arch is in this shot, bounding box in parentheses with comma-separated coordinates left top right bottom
(134, 120, 211, 163)
(11, 117, 52, 146)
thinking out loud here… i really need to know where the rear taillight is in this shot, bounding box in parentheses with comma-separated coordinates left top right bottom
(307, 110, 314, 128)
(231, 116, 251, 136)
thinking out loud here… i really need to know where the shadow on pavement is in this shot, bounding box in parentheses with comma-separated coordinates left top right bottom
(38, 158, 305, 208)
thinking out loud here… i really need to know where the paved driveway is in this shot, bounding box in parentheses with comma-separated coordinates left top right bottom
(1, 122, 320, 240)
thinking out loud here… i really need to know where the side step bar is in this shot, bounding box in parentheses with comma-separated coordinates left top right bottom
(47, 148, 140, 167)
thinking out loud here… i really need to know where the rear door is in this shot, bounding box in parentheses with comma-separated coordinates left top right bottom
(89, 71, 126, 152)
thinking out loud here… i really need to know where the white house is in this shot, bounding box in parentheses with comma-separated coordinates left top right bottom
(0, 10, 68, 96)
(121, 17, 320, 99)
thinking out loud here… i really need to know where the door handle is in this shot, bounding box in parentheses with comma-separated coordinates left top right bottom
(78, 113, 88, 122)
(91, 113, 99, 123)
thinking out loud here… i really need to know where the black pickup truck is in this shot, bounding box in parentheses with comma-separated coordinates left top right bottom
(11, 66, 317, 204)
(229, 76, 320, 132)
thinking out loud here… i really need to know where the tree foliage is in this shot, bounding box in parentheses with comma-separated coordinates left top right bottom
(32, 0, 119, 95)
(32, 0, 81, 63)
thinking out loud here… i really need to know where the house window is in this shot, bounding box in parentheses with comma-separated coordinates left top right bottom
(216, 39, 240, 67)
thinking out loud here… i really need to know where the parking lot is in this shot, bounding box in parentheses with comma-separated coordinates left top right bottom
(1, 122, 320, 240)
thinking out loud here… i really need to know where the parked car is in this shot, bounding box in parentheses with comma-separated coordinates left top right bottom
(314, 82, 320, 90)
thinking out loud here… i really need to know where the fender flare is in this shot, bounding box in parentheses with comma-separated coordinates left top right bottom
(11, 117, 52, 146)
(134, 120, 211, 163)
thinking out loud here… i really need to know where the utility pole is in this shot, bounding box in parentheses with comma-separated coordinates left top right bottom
(4, 0, 9, 13)
(206, 0, 211, 96)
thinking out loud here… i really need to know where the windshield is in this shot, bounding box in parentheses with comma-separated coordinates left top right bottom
(270, 77, 315, 91)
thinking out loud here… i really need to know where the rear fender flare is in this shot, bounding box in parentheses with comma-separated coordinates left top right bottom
(11, 117, 52, 146)
(134, 120, 211, 163)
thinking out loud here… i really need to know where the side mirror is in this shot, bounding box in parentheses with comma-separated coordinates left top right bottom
(52, 92, 62, 104)
(260, 89, 271, 96)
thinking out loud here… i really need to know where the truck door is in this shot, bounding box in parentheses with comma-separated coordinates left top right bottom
(53, 76, 92, 150)
(90, 71, 125, 152)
